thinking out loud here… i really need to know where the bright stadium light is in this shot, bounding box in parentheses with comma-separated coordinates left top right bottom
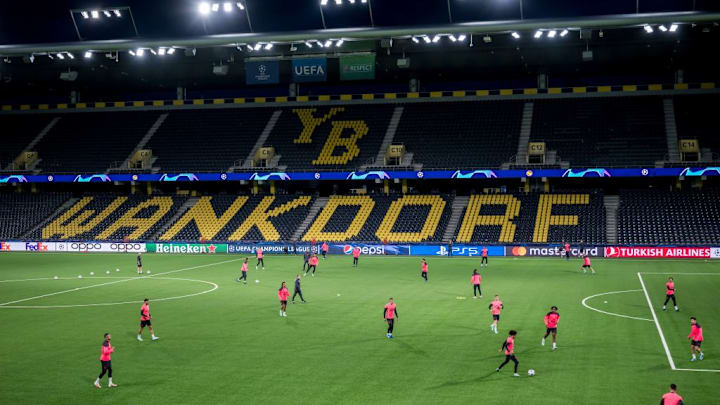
(349, 0, 355, 3)
(560, 29, 569, 37)
(254, 43, 262, 50)
(458, 34, 466, 42)
(361, 0, 367, 3)
(335, 0, 342, 4)
(158, 48, 166, 56)
(264, 43, 273, 50)
(411, 36, 419, 43)
(167, 47, 176, 55)
(547, 30, 557, 38)
(81, 11, 89, 19)
(659, 25, 668, 32)
(432, 35, 440, 43)
(103, 10, 112, 17)
(321, 0, 328, 5)
(84, 51, 92, 59)
(336, 39, 344, 47)
(136, 48, 144, 56)
(223, 2, 232, 12)
(67, 52, 74, 59)
(47, 53, 54, 60)
(511, 32, 520, 39)
(128, 50, 136, 56)
(91, 10, 99, 19)
(199, 2, 210, 15)
(669, 24, 678, 32)
(449, 34, 457, 42)
(56, 53, 65, 60)
(211, 3, 220, 12)
(305, 41, 313, 48)
(236, 2, 245, 10)
(644, 25, 654, 33)
(113, 9, 121, 17)
(150, 48, 157, 55)
(324, 39, 332, 47)
(423, 35, 431, 43)
(534, 30, 543, 38)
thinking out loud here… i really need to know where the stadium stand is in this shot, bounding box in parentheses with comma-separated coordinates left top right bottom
(302, 194, 453, 242)
(454, 192, 605, 244)
(37, 193, 187, 241)
(147, 108, 276, 172)
(530, 96, 667, 166)
(265, 105, 395, 169)
(33, 112, 161, 172)
(617, 189, 720, 245)
(393, 100, 524, 168)
(0, 192, 71, 239)
(159, 194, 314, 242)
(0, 114, 56, 170)
(673, 94, 720, 159)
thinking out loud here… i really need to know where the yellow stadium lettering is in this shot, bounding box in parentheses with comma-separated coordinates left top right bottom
(375, 195, 446, 242)
(303, 195, 375, 242)
(229, 196, 312, 241)
(160, 196, 248, 240)
(97, 197, 174, 240)
(532, 194, 589, 243)
(456, 195, 521, 243)
(312, 120, 368, 165)
(42, 196, 127, 239)
(292, 107, 344, 144)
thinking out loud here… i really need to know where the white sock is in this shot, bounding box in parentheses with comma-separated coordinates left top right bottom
(692, 354, 697, 359)
(151, 334, 156, 338)
(553, 342, 557, 349)
(95, 378, 100, 385)
(108, 378, 113, 386)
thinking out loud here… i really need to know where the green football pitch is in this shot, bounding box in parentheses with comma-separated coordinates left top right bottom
(0, 253, 718, 404)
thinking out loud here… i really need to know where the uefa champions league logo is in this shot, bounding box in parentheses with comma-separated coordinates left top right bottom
(258, 65, 266, 74)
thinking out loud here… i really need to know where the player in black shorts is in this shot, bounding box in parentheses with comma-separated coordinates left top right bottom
(302, 251, 310, 273)
(136, 253, 142, 275)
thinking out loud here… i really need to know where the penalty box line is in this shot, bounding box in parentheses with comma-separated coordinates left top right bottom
(637, 272, 720, 373)
(0, 258, 242, 307)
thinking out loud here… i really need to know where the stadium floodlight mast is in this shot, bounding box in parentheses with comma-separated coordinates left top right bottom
(69, 6, 137, 40)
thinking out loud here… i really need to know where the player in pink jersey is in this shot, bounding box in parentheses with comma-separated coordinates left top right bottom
(137, 298, 159, 341)
(488, 295, 503, 333)
(321, 242, 329, 259)
(352, 247, 360, 267)
(480, 247, 489, 267)
(541, 306, 560, 350)
(562, 241, 571, 261)
(305, 254, 319, 277)
(496, 330, 520, 377)
(383, 298, 399, 338)
(663, 277, 679, 311)
(660, 384, 684, 405)
(420, 258, 428, 282)
(471, 269, 482, 298)
(255, 247, 265, 270)
(278, 282, 289, 317)
(94, 333, 117, 388)
(237, 257, 249, 284)
(580, 254, 595, 274)
(688, 317, 704, 361)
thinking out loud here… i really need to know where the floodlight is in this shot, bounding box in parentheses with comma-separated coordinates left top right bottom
(335, 0, 342, 4)
(254, 43, 262, 50)
(411, 36, 419, 43)
(323, 40, 331, 47)
(449, 35, 457, 42)
(84, 51, 92, 59)
(336, 39, 344, 47)
(136, 49, 144, 56)
(103, 10, 112, 17)
(644, 25, 654, 33)
(264, 43, 273, 50)
(91, 10, 99, 19)
(113, 9, 121, 17)
(128, 50, 136, 56)
(305, 41, 313, 48)
(167, 47, 176, 55)
(81, 11, 89, 19)
(211, 3, 220, 12)
(67, 52, 74, 59)
(158, 48, 166, 56)
(458, 34, 466, 41)
(423, 35, 431, 43)
(47, 54, 54, 60)
(199, 2, 210, 15)
(669, 24, 678, 32)
(511, 32, 520, 39)
(236, 2, 245, 10)
(548, 30, 557, 38)
(560, 29, 568, 37)
(321, 0, 328, 5)
(432, 35, 440, 43)
(150, 48, 157, 55)
(534, 30, 543, 38)
(223, 2, 232, 12)
(659, 25, 668, 32)
(57, 53, 65, 60)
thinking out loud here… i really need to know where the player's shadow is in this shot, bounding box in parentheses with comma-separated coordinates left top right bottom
(429, 370, 500, 389)
(390, 339, 429, 357)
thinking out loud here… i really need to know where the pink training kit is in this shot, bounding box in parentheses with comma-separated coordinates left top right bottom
(278, 287, 289, 301)
(422, 262, 428, 272)
(322, 243, 328, 252)
(584, 256, 591, 266)
(310, 256, 318, 266)
(471, 274, 481, 285)
(504, 337, 514, 355)
(241, 262, 248, 272)
(481, 248, 488, 257)
(544, 312, 560, 328)
(491, 300, 503, 315)
(256, 249, 263, 259)
(688, 324, 704, 341)
(661, 392, 683, 405)
(352, 248, 360, 258)
(140, 303, 150, 321)
(100, 343, 114, 361)
(666, 281, 674, 295)
(384, 302, 396, 319)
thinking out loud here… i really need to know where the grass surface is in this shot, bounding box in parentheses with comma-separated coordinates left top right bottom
(0, 253, 718, 404)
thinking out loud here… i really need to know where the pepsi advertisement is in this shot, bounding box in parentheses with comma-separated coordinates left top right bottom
(291, 58, 327, 82)
(328, 244, 411, 256)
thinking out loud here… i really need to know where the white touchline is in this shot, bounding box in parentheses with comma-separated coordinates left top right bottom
(0, 258, 241, 307)
(581, 290, 653, 322)
(637, 272, 676, 370)
(674, 368, 720, 373)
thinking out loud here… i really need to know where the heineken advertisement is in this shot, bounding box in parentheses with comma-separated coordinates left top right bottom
(146, 243, 228, 254)
(339, 54, 375, 80)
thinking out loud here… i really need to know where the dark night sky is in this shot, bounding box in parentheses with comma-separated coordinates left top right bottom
(0, 0, 718, 45)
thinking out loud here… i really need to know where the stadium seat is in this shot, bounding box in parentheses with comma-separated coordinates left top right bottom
(0, 192, 71, 239)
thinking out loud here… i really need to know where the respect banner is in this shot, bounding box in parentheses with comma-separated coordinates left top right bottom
(339, 54, 375, 80)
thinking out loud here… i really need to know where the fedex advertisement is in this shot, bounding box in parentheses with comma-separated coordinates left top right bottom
(605, 246, 711, 259)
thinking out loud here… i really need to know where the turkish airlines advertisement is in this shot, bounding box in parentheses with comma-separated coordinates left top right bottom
(605, 246, 711, 259)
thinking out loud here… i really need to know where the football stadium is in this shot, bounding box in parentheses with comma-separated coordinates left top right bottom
(1, 1, 720, 404)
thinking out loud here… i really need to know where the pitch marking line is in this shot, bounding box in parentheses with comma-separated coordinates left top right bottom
(0, 277, 218, 309)
(0, 258, 240, 307)
(638, 272, 677, 370)
(581, 289, 653, 322)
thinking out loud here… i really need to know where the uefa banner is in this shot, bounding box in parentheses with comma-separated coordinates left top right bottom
(712, 247, 720, 259)
(147, 243, 228, 254)
(506, 245, 604, 257)
(604, 246, 711, 259)
(291, 58, 327, 82)
(328, 243, 410, 256)
(245, 61, 279, 85)
(339, 54, 375, 80)
(228, 243, 314, 254)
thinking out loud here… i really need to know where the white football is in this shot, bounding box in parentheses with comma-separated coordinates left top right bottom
(255, 280, 260, 283)
(337, 293, 341, 297)
(116, 269, 120, 272)
(527, 369, 535, 376)
(106, 271, 110, 274)
(90, 272, 94, 276)
(147, 270, 151, 274)
(53, 276, 58, 280)
(78, 275, 83, 279)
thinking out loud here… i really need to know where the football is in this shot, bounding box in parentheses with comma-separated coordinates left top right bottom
(255, 280, 260, 283)
(528, 369, 535, 377)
